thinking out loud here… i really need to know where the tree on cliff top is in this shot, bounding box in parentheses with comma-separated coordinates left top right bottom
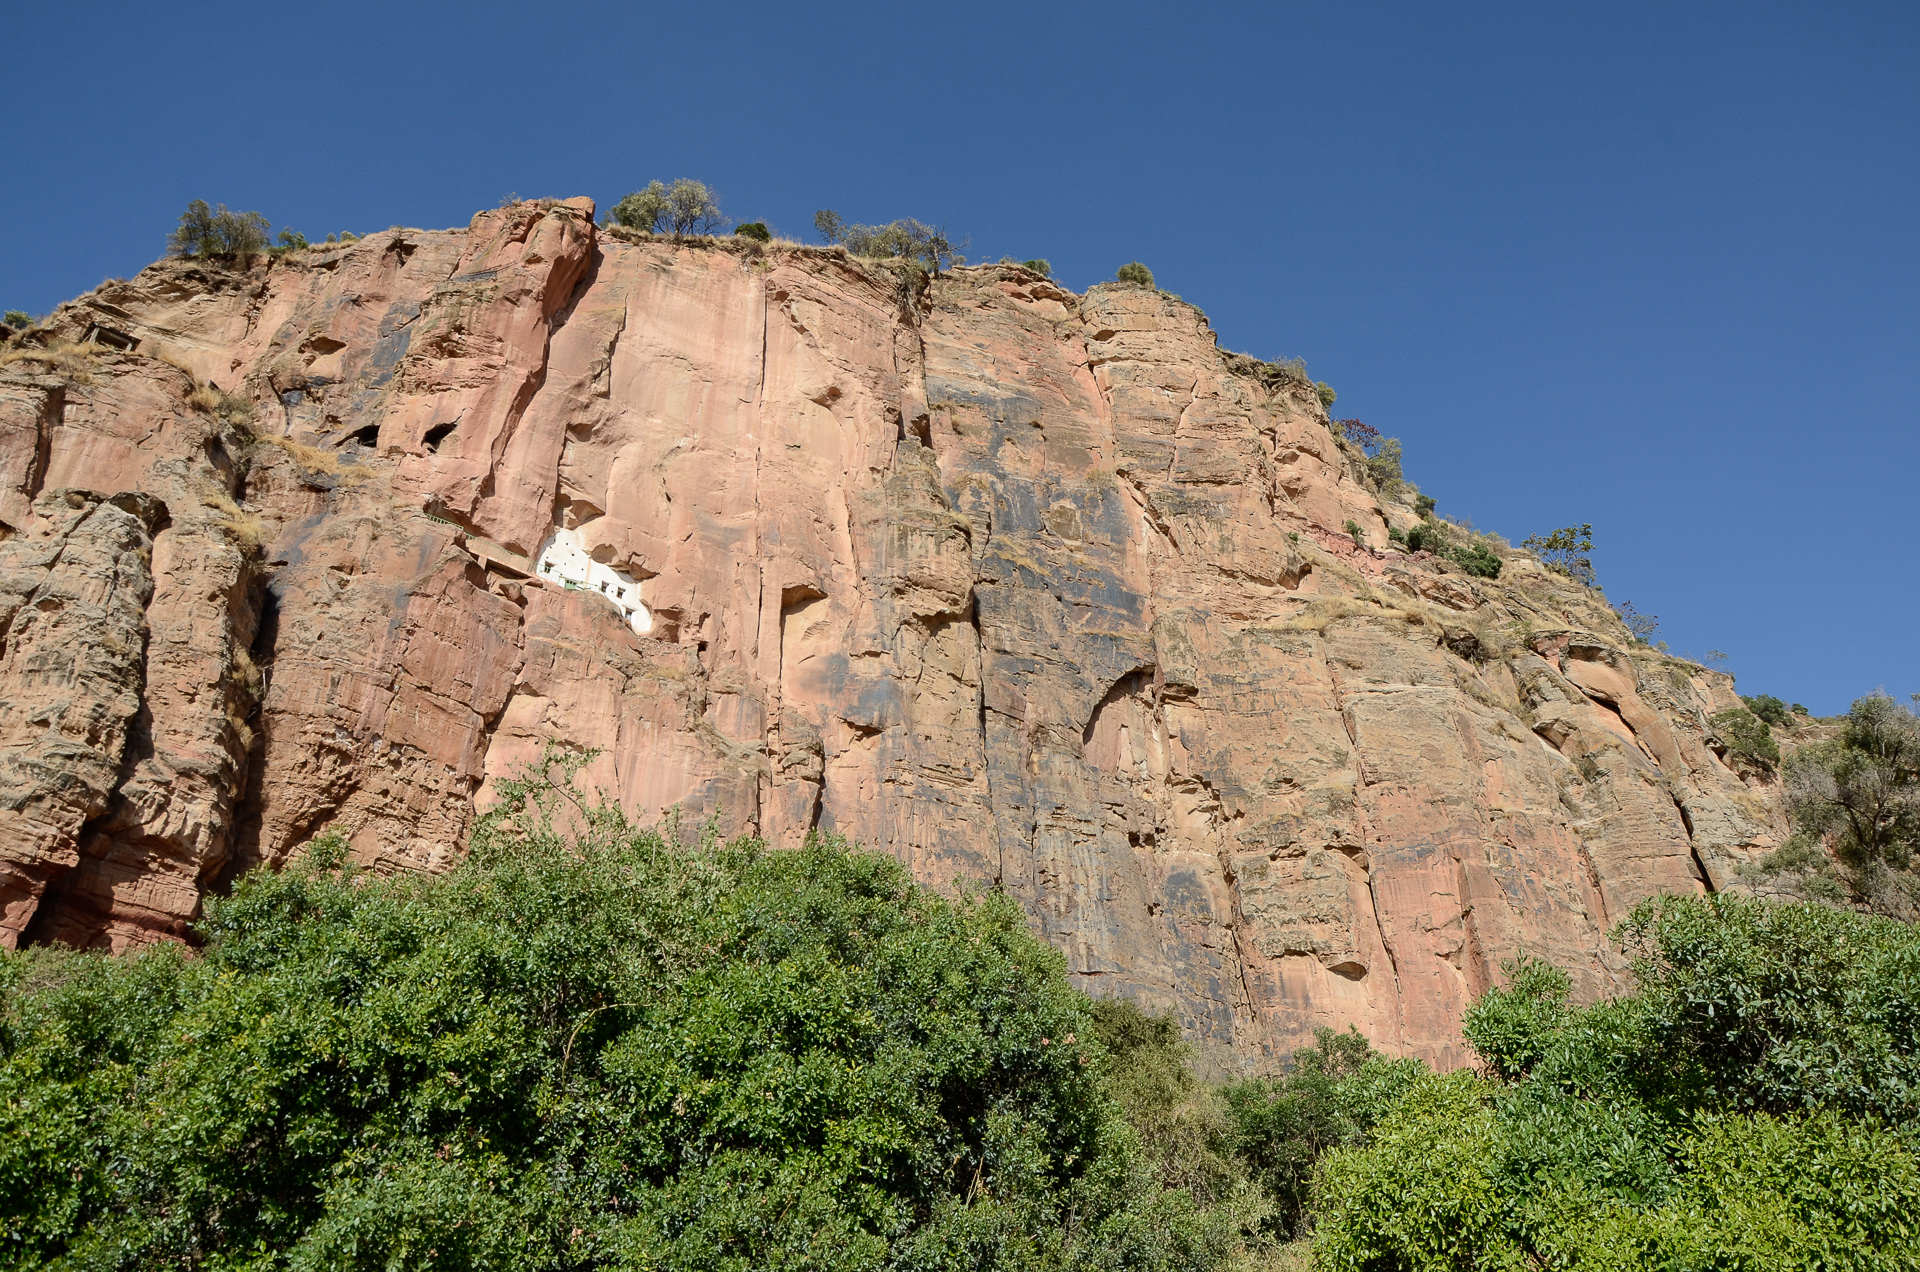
(608, 179, 728, 236)
(168, 200, 271, 266)
(0, 755, 1245, 1271)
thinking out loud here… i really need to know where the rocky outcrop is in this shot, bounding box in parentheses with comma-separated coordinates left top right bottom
(0, 202, 1789, 1068)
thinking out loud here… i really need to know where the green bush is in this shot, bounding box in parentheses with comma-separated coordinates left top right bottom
(0, 759, 1242, 1271)
(2, 310, 28, 329)
(1314, 382, 1336, 409)
(1021, 259, 1053, 277)
(1365, 438, 1403, 492)
(733, 221, 771, 243)
(1221, 1028, 1422, 1239)
(609, 179, 727, 236)
(1414, 493, 1436, 518)
(842, 220, 961, 277)
(1783, 693, 1920, 912)
(1521, 523, 1596, 586)
(1116, 262, 1154, 287)
(275, 228, 308, 251)
(168, 200, 272, 265)
(1312, 894, 1920, 1270)
(1744, 694, 1792, 727)
(1450, 541, 1502, 579)
(1711, 706, 1781, 772)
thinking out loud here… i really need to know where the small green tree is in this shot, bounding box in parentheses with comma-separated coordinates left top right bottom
(733, 221, 771, 242)
(1365, 437, 1403, 492)
(841, 219, 960, 276)
(1315, 382, 1336, 409)
(168, 200, 271, 265)
(1522, 523, 1595, 585)
(1743, 695, 1791, 727)
(813, 209, 846, 243)
(1021, 258, 1052, 276)
(660, 178, 727, 235)
(2, 310, 28, 329)
(1343, 518, 1367, 549)
(1784, 693, 1920, 912)
(1116, 261, 1154, 287)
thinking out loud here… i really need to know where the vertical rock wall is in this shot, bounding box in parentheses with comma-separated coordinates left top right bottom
(0, 202, 1787, 1067)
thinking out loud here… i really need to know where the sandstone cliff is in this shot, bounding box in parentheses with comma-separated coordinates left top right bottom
(0, 200, 1789, 1068)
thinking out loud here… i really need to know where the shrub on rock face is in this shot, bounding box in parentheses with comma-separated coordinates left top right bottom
(1522, 523, 1596, 586)
(1021, 258, 1052, 277)
(733, 221, 771, 243)
(1116, 261, 1154, 287)
(1450, 540, 1502, 578)
(1712, 706, 1781, 773)
(2, 311, 28, 330)
(1743, 694, 1791, 727)
(1315, 381, 1336, 409)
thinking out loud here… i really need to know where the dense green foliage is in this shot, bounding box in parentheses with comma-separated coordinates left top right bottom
(168, 200, 271, 265)
(0, 768, 1242, 1271)
(1710, 705, 1781, 772)
(1310, 893, 1920, 1270)
(1220, 1030, 1422, 1239)
(1404, 519, 1502, 579)
(1021, 259, 1052, 277)
(733, 221, 771, 243)
(2, 310, 29, 329)
(1116, 262, 1154, 287)
(1743, 694, 1792, 727)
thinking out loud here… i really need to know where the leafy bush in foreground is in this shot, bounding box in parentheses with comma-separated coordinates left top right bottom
(0, 762, 1239, 1271)
(1310, 893, 1920, 1270)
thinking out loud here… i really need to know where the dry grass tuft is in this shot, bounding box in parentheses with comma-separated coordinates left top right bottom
(185, 383, 256, 429)
(1279, 595, 1420, 633)
(257, 435, 371, 486)
(0, 340, 103, 382)
(198, 487, 265, 550)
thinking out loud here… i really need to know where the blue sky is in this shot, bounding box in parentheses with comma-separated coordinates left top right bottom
(4, 1, 1913, 713)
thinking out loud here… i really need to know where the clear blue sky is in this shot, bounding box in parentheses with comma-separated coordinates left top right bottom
(5, 1, 1913, 714)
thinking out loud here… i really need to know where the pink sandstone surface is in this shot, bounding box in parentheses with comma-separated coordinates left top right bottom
(0, 200, 1791, 1069)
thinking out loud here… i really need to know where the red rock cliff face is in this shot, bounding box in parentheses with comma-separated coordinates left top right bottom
(0, 200, 1789, 1068)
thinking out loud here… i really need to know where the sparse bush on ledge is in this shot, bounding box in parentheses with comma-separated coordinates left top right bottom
(1522, 523, 1596, 586)
(607, 179, 728, 237)
(1116, 261, 1154, 287)
(168, 200, 272, 267)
